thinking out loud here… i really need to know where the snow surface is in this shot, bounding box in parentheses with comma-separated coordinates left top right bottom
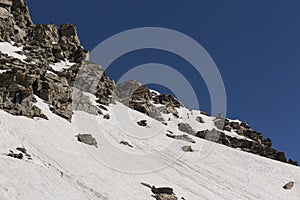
(0, 42, 27, 61)
(49, 60, 76, 72)
(0, 96, 299, 200)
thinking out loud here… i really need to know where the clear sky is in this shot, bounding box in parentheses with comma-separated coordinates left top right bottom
(26, 0, 300, 163)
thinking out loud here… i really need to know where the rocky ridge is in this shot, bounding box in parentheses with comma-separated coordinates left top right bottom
(0, 0, 114, 120)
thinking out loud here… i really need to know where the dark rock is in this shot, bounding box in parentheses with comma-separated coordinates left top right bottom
(223, 125, 232, 132)
(178, 123, 194, 135)
(196, 116, 205, 123)
(181, 145, 194, 152)
(103, 114, 110, 119)
(214, 119, 225, 130)
(166, 133, 195, 143)
(151, 186, 173, 195)
(120, 140, 133, 148)
(200, 111, 209, 116)
(276, 152, 286, 162)
(7, 151, 23, 159)
(154, 194, 178, 200)
(16, 146, 27, 154)
(76, 134, 98, 147)
(283, 181, 294, 190)
(137, 120, 147, 127)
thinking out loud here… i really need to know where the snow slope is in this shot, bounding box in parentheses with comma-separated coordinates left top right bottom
(0, 97, 299, 200)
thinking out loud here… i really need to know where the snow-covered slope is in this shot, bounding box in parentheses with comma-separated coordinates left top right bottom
(0, 97, 299, 200)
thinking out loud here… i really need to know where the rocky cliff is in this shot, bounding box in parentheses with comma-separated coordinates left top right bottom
(0, 0, 115, 120)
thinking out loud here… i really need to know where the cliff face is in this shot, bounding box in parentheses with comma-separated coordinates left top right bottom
(0, 0, 115, 120)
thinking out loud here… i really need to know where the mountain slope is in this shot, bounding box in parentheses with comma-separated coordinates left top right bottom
(0, 97, 299, 200)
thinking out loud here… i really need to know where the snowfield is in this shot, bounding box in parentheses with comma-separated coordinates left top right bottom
(0, 97, 299, 200)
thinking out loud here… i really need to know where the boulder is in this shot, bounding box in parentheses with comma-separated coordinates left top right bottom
(151, 186, 173, 195)
(196, 116, 205, 123)
(178, 123, 194, 135)
(76, 134, 98, 147)
(166, 134, 195, 143)
(154, 194, 178, 200)
(214, 119, 225, 129)
(137, 120, 147, 127)
(283, 181, 294, 190)
(181, 145, 194, 152)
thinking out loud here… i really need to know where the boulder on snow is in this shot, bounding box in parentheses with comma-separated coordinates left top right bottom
(181, 145, 194, 152)
(120, 140, 133, 148)
(151, 186, 174, 195)
(178, 123, 194, 135)
(283, 181, 294, 190)
(154, 194, 178, 200)
(76, 134, 98, 147)
(166, 134, 196, 143)
(196, 116, 205, 123)
(137, 120, 147, 127)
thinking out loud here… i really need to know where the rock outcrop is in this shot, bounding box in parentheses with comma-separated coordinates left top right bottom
(114, 80, 181, 121)
(195, 128, 292, 164)
(0, 1, 115, 120)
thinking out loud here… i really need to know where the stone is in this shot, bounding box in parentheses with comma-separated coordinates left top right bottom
(166, 133, 196, 143)
(7, 151, 23, 159)
(196, 116, 205, 123)
(181, 145, 194, 152)
(137, 120, 147, 127)
(151, 186, 174, 195)
(76, 134, 98, 147)
(276, 152, 286, 162)
(120, 140, 133, 148)
(178, 123, 194, 135)
(30, 24, 58, 43)
(283, 181, 294, 190)
(223, 125, 232, 132)
(200, 111, 209, 116)
(214, 119, 225, 129)
(154, 194, 178, 200)
(103, 114, 110, 119)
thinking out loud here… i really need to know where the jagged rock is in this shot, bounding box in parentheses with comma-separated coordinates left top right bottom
(230, 121, 240, 129)
(34, 72, 73, 120)
(72, 88, 102, 115)
(200, 111, 209, 116)
(283, 181, 294, 190)
(7, 151, 23, 159)
(30, 24, 58, 43)
(152, 186, 174, 195)
(114, 80, 180, 120)
(178, 123, 194, 135)
(137, 120, 147, 127)
(153, 94, 181, 108)
(214, 118, 225, 130)
(196, 116, 205, 123)
(103, 114, 110, 119)
(276, 152, 286, 162)
(181, 145, 194, 152)
(16, 146, 27, 154)
(76, 134, 98, 147)
(120, 140, 133, 148)
(154, 194, 178, 200)
(223, 125, 232, 132)
(166, 134, 196, 143)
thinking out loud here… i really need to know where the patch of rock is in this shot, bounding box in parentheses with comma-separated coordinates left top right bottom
(76, 134, 98, 148)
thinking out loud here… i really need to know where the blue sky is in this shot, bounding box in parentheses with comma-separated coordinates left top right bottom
(26, 0, 299, 163)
